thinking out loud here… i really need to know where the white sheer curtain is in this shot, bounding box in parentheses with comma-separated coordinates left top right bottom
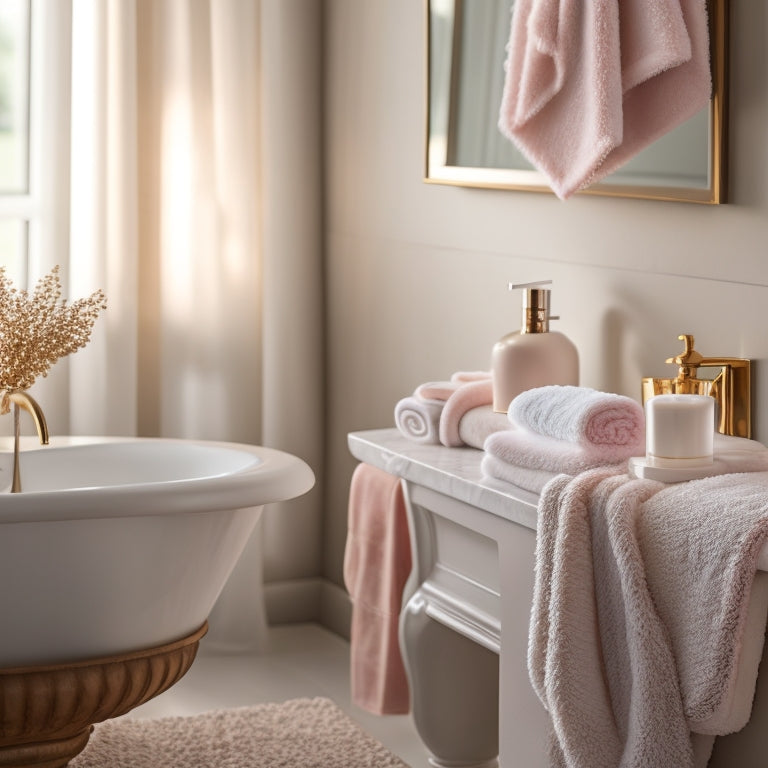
(41, 0, 324, 648)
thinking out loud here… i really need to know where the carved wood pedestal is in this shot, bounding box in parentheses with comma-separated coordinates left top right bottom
(0, 622, 207, 768)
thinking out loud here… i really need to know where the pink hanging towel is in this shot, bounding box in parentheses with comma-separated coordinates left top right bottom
(599, 0, 712, 181)
(498, 0, 624, 199)
(498, 0, 710, 199)
(344, 463, 412, 714)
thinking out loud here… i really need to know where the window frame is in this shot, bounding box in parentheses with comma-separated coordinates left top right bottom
(0, 0, 71, 288)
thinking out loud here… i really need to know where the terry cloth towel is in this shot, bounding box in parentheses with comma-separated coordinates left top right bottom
(630, 433, 768, 481)
(639, 472, 768, 735)
(530, 469, 768, 767)
(415, 380, 463, 401)
(396, 372, 491, 444)
(707, 433, 768, 476)
(344, 463, 412, 715)
(414, 371, 491, 401)
(498, 0, 710, 199)
(481, 452, 558, 495)
(394, 396, 443, 444)
(599, 0, 712, 183)
(482, 429, 628, 493)
(485, 431, 768, 495)
(508, 385, 645, 458)
(451, 370, 493, 383)
(458, 405, 512, 450)
(439, 379, 494, 447)
(530, 469, 693, 767)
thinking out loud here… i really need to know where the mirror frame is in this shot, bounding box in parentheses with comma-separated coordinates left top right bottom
(425, 0, 729, 204)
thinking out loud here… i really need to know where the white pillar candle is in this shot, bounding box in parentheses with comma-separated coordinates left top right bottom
(645, 394, 715, 467)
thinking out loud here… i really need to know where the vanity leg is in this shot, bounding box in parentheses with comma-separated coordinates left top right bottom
(400, 595, 499, 768)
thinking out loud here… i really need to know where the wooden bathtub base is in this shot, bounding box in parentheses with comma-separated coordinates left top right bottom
(0, 622, 208, 768)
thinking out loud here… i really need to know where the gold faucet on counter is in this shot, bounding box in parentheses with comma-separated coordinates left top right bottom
(1, 390, 50, 493)
(642, 334, 752, 438)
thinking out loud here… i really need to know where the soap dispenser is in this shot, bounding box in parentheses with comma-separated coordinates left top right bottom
(491, 281, 579, 413)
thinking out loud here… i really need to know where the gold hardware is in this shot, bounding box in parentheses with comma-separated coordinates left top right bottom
(1, 390, 50, 493)
(641, 334, 751, 438)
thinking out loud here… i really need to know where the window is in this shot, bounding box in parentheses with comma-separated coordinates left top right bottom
(0, 1, 71, 289)
(0, 0, 30, 282)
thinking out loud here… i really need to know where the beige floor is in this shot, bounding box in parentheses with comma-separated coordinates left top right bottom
(130, 622, 431, 767)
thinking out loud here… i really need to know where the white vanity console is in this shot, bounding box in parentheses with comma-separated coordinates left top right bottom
(348, 428, 768, 768)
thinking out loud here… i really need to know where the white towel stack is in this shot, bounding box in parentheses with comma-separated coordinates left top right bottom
(482, 385, 645, 493)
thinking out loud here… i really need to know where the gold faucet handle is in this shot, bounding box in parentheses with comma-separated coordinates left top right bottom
(665, 334, 704, 368)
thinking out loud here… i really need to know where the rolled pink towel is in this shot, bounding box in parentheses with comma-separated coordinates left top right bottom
(439, 379, 494, 447)
(414, 380, 463, 401)
(508, 385, 645, 454)
(451, 370, 492, 383)
(414, 371, 492, 401)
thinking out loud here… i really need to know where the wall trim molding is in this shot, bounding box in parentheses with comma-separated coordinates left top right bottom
(264, 577, 351, 641)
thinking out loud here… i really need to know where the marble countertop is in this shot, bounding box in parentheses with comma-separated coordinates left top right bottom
(348, 428, 539, 531)
(348, 428, 768, 572)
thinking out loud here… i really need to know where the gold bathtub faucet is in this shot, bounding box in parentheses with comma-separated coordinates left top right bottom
(641, 334, 752, 439)
(1, 390, 50, 493)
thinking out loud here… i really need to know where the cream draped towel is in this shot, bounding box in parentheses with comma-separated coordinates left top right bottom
(530, 469, 768, 767)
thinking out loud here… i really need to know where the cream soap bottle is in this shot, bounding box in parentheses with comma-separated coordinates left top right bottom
(491, 281, 579, 413)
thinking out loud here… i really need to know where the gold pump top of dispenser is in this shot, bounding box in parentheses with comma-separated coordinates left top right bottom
(642, 334, 752, 438)
(509, 280, 556, 334)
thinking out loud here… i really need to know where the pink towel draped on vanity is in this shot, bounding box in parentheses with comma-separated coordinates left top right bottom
(498, 0, 711, 199)
(530, 468, 768, 767)
(344, 463, 412, 715)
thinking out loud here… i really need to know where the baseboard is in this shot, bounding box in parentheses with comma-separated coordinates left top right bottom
(320, 580, 352, 641)
(264, 577, 351, 640)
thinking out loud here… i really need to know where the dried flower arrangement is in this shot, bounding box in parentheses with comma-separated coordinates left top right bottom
(0, 266, 107, 409)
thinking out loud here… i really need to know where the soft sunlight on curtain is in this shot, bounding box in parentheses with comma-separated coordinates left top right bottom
(47, 0, 324, 647)
(69, 0, 138, 436)
(145, 0, 263, 442)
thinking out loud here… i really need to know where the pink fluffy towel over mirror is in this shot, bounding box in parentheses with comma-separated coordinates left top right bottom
(498, 0, 712, 199)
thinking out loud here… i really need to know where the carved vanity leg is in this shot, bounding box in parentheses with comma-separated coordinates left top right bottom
(400, 594, 499, 768)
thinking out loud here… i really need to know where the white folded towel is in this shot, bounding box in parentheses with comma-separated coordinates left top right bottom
(508, 385, 645, 456)
(710, 433, 768, 474)
(480, 452, 558, 495)
(484, 431, 768, 495)
(393, 396, 443, 444)
(485, 428, 638, 474)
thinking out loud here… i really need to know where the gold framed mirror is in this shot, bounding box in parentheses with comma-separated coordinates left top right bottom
(425, 0, 728, 204)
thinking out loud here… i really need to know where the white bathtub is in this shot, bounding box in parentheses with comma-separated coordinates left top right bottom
(0, 436, 315, 667)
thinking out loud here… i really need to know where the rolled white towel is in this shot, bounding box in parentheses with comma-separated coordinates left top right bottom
(457, 406, 512, 450)
(394, 396, 443, 444)
(509, 385, 645, 455)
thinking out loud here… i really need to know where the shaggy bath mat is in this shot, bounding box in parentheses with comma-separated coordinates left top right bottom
(70, 697, 409, 768)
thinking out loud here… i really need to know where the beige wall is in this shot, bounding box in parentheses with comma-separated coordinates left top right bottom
(323, 1, 768, 590)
